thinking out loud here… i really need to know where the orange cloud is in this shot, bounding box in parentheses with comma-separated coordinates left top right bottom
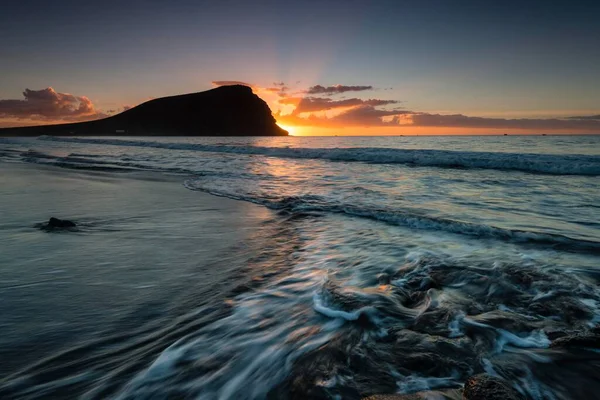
(279, 109, 600, 131)
(279, 96, 399, 114)
(266, 82, 600, 133)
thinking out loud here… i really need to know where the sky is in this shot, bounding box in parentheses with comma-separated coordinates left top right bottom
(0, 0, 599, 135)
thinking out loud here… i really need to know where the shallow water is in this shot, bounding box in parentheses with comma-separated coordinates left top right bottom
(0, 135, 599, 399)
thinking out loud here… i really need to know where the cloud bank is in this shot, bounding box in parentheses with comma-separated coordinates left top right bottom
(306, 84, 373, 95)
(0, 87, 107, 122)
(566, 115, 600, 120)
(279, 96, 398, 114)
(278, 109, 600, 131)
(406, 113, 600, 130)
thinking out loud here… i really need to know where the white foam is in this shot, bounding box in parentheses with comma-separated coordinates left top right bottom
(448, 312, 465, 338)
(532, 290, 556, 301)
(463, 317, 551, 353)
(579, 298, 600, 326)
(312, 292, 361, 321)
(514, 367, 558, 400)
(495, 329, 550, 353)
(396, 371, 460, 393)
(481, 358, 498, 376)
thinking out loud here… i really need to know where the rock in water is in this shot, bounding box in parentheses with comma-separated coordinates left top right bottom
(362, 390, 461, 399)
(463, 374, 524, 400)
(48, 217, 76, 228)
(39, 217, 77, 231)
(0, 85, 288, 137)
(550, 332, 600, 349)
(362, 395, 425, 399)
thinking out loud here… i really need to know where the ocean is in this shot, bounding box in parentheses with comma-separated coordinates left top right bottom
(0, 135, 599, 399)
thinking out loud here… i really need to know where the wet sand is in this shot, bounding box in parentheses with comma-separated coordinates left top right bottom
(0, 162, 273, 377)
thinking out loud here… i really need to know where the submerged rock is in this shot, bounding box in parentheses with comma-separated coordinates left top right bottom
(363, 389, 461, 399)
(48, 217, 76, 228)
(363, 394, 422, 399)
(463, 374, 524, 400)
(38, 217, 77, 231)
(377, 273, 391, 285)
(528, 296, 593, 323)
(550, 332, 600, 349)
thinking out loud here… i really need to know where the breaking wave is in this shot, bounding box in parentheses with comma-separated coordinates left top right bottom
(183, 180, 600, 254)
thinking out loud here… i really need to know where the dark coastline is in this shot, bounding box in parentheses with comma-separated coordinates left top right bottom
(0, 85, 288, 137)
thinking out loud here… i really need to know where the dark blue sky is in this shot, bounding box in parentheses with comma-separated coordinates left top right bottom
(1, 0, 599, 133)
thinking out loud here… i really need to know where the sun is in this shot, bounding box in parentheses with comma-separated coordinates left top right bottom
(277, 124, 295, 135)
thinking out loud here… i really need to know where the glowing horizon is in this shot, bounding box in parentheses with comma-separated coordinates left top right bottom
(0, 83, 599, 135)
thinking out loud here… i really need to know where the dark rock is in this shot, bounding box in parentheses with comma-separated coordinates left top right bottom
(38, 217, 77, 231)
(371, 329, 476, 381)
(48, 217, 76, 228)
(463, 374, 524, 400)
(363, 390, 461, 400)
(362, 395, 422, 399)
(503, 265, 548, 288)
(411, 308, 458, 336)
(0, 85, 288, 137)
(550, 332, 600, 349)
(528, 296, 593, 323)
(543, 326, 569, 341)
(266, 336, 363, 400)
(377, 273, 391, 285)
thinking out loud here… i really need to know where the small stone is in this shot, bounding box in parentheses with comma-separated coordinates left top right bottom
(363, 395, 422, 400)
(377, 273, 391, 285)
(48, 217, 77, 228)
(463, 374, 524, 400)
(550, 333, 600, 349)
(38, 217, 77, 231)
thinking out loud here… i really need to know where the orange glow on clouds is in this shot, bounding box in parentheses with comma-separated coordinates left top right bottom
(210, 81, 600, 135)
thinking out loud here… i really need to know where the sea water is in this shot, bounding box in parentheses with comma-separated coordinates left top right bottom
(0, 135, 599, 399)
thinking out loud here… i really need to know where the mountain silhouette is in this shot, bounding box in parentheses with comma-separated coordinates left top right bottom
(0, 85, 288, 136)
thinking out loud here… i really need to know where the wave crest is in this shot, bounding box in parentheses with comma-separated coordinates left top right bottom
(184, 180, 600, 254)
